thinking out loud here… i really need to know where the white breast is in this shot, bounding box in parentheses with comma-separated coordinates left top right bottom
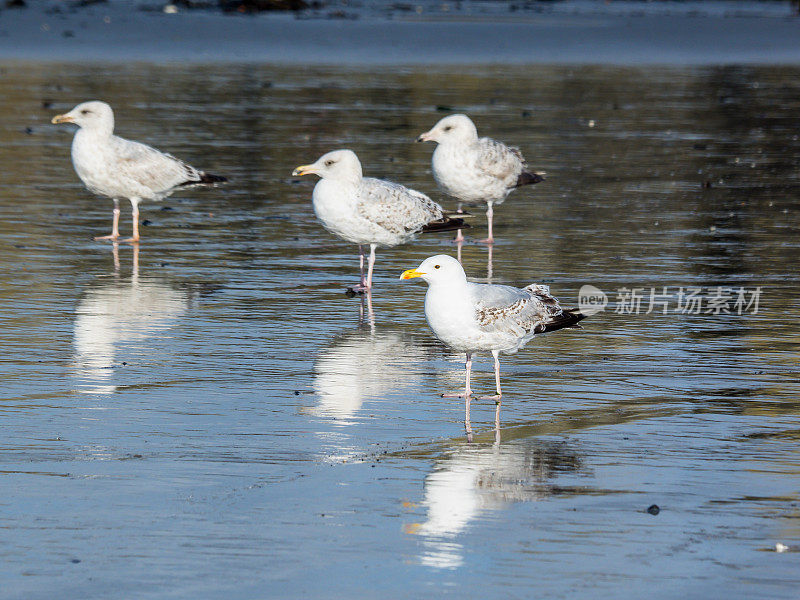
(432, 144, 507, 205)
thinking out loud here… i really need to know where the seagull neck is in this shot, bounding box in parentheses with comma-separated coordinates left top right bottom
(77, 126, 113, 143)
(425, 277, 474, 321)
(427, 276, 469, 295)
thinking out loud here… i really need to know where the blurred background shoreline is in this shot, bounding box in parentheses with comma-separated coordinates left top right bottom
(1, 0, 800, 64)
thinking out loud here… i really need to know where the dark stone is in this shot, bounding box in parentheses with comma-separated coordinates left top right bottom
(647, 504, 660, 515)
(219, 0, 308, 13)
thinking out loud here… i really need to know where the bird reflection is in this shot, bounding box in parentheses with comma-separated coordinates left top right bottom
(310, 302, 428, 425)
(307, 294, 428, 425)
(72, 244, 189, 394)
(407, 434, 582, 569)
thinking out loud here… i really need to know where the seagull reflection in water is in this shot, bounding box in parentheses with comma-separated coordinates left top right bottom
(72, 244, 190, 394)
(309, 295, 429, 425)
(406, 434, 582, 569)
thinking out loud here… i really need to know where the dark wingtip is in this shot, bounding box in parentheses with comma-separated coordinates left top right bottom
(541, 308, 587, 334)
(516, 171, 545, 187)
(198, 172, 228, 184)
(421, 217, 470, 234)
(178, 172, 228, 187)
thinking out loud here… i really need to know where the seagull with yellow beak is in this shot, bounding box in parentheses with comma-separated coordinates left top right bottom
(293, 149, 465, 293)
(52, 101, 226, 242)
(401, 255, 585, 432)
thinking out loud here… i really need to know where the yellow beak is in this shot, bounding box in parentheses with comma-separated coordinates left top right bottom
(51, 114, 74, 124)
(400, 268, 424, 280)
(292, 164, 315, 177)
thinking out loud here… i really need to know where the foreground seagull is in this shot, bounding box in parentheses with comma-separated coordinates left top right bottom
(52, 101, 226, 242)
(293, 150, 465, 293)
(417, 114, 544, 243)
(401, 255, 584, 432)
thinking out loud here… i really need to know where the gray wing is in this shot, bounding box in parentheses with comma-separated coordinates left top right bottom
(110, 135, 201, 193)
(471, 282, 564, 337)
(356, 178, 444, 235)
(476, 137, 525, 183)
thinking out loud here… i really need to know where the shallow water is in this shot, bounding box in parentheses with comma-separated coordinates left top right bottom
(1, 63, 799, 598)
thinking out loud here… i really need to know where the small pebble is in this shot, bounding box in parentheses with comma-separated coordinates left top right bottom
(647, 504, 660, 515)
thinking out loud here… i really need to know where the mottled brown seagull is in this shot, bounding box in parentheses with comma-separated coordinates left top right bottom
(417, 114, 544, 244)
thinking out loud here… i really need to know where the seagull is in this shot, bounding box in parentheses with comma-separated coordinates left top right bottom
(51, 101, 226, 242)
(292, 149, 466, 293)
(417, 114, 544, 244)
(400, 254, 584, 433)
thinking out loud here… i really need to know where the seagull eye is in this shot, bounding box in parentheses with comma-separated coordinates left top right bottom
(434, 264, 440, 269)
(443, 126, 453, 132)
(80, 110, 90, 115)
(324, 160, 334, 167)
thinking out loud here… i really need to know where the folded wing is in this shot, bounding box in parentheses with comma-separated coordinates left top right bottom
(472, 282, 581, 338)
(110, 136, 203, 194)
(357, 178, 445, 235)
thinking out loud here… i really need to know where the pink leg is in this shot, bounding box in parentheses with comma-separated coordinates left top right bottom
(348, 245, 369, 294)
(487, 243, 493, 281)
(479, 203, 495, 244)
(365, 244, 376, 290)
(480, 350, 503, 427)
(359, 245, 365, 284)
(95, 199, 121, 241)
(122, 199, 141, 243)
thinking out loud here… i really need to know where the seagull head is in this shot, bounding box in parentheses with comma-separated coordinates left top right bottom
(51, 101, 114, 135)
(416, 114, 478, 145)
(400, 254, 467, 285)
(292, 149, 363, 184)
